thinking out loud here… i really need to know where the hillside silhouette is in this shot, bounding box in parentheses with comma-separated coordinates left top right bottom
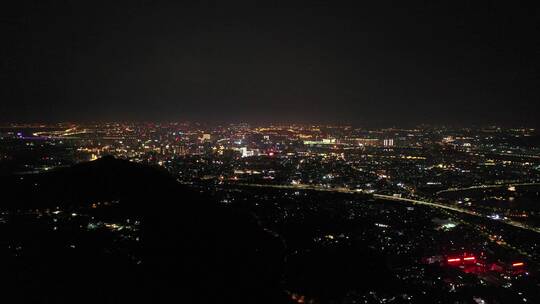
(1, 156, 288, 303)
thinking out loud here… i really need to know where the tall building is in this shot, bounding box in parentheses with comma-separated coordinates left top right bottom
(383, 139, 394, 147)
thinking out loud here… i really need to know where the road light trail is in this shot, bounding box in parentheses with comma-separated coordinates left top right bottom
(436, 182, 540, 196)
(231, 183, 540, 235)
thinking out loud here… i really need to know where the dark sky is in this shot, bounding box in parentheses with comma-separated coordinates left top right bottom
(2, 1, 539, 126)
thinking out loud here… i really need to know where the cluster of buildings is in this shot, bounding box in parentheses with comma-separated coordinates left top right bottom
(1, 122, 540, 302)
(210, 186, 539, 303)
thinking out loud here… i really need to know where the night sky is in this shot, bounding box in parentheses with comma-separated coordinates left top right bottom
(2, 1, 540, 126)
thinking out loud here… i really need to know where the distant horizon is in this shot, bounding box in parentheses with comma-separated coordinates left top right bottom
(0, 120, 538, 130)
(2, 109, 539, 129)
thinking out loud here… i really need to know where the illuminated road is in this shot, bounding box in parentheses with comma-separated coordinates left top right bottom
(233, 183, 540, 234)
(33, 126, 90, 138)
(372, 194, 540, 234)
(436, 182, 540, 196)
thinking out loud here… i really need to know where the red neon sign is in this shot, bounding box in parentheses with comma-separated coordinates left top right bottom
(463, 257, 475, 261)
(447, 258, 461, 263)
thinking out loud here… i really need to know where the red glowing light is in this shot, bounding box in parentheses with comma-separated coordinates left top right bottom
(463, 257, 476, 261)
(447, 258, 461, 263)
(512, 262, 524, 267)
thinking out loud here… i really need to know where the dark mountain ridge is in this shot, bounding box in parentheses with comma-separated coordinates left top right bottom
(0, 157, 288, 303)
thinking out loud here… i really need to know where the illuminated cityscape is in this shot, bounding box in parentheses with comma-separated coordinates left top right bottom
(1, 122, 540, 302)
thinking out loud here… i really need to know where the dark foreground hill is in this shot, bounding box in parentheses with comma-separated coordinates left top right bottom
(0, 157, 288, 303)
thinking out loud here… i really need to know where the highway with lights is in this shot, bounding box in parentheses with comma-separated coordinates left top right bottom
(234, 183, 540, 235)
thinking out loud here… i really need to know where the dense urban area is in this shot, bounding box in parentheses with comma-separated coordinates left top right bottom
(1, 122, 540, 303)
